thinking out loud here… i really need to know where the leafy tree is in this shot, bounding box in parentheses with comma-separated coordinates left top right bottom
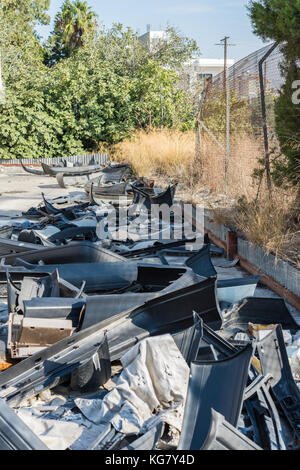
(1, 0, 50, 33)
(96, 23, 198, 74)
(248, 0, 300, 186)
(145, 26, 198, 70)
(0, 0, 50, 79)
(45, 0, 98, 64)
(202, 88, 252, 138)
(0, 7, 197, 159)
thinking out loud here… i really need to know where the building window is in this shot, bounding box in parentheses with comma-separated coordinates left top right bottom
(198, 73, 213, 81)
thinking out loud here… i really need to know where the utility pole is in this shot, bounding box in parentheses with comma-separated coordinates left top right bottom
(215, 37, 235, 89)
(215, 37, 236, 190)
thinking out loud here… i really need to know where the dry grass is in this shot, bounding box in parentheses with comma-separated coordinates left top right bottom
(236, 193, 299, 264)
(200, 135, 262, 198)
(113, 129, 195, 183)
(212, 189, 300, 267)
(114, 129, 262, 198)
(113, 129, 299, 265)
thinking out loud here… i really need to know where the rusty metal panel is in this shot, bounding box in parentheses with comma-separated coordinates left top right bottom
(8, 314, 75, 358)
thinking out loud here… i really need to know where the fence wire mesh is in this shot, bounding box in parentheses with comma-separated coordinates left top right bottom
(198, 42, 284, 196)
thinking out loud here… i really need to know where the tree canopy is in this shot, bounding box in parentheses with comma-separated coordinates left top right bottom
(0, 1, 198, 160)
(45, 0, 98, 65)
(249, 0, 300, 185)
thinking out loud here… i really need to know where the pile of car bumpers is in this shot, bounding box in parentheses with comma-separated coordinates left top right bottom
(0, 163, 299, 451)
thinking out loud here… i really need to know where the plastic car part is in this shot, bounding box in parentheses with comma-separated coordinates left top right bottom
(200, 409, 262, 450)
(70, 336, 111, 394)
(20, 160, 44, 176)
(80, 266, 197, 326)
(89, 181, 128, 197)
(122, 423, 165, 450)
(121, 239, 196, 259)
(56, 172, 93, 189)
(184, 243, 217, 277)
(88, 182, 99, 206)
(201, 323, 238, 360)
(0, 328, 111, 407)
(157, 243, 217, 279)
(0, 225, 14, 238)
(17, 228, 54, 246)
(7, 270, 85, 308)
(82, 275, 222, 339)
(223, 297, 300, 336)
(88, 425, 115, 450)
(88, 182, 133, 206)
(8, 314, 76, 358)
(7, 270, 60, 313)
(159, 242, 224, 258)
(196, 344, 218, 361)
(131, 184, 156, 206)
(6, 264, 188, 299)
(243, 371, 286, 450)
(107, 277, 221, 361)
(257, 325, 300, 442)
(23, 297, 85, 320)
(46, 226, 98, 244)
(2, 263, 138, 293)
(0, 278, 218, 383)
(100, 164, 131, 184)
(0, 398, 48, 450)
(88, 425, 130, 450)
(41, 162, 103, 177)
(41, 193, 91, 218)
(178, 343, 254, 450)
(2, 241, 126, 266)
(217, 276, 261, 304)
(0, 237, 45, 257)
(172, 314, 203, 366)
(132, 184, 177, 211)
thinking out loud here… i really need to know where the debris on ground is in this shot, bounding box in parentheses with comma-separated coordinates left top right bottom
(0, 160, 299, 451)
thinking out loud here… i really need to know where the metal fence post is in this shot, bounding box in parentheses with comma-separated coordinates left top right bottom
(258, 42, 279, 195)
(225, 67, 230, 190)
(195, 83, 209, 165)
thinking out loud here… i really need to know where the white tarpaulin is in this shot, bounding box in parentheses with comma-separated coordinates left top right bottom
(15, 335, 189, 449)
(16, 408, 84, 450)
(75, 335, 190, 435)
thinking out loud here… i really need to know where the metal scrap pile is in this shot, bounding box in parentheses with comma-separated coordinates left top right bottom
(0, 160, 299, 451)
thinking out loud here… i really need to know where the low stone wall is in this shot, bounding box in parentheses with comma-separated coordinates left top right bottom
(203, 212, 300, 304)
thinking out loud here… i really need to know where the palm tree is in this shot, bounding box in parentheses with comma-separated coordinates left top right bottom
(48, 0, 98, 63)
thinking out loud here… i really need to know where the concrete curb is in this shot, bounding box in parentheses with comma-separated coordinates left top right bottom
(203, 214, 300, 310)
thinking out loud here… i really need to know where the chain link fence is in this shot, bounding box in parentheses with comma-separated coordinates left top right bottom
(196, 43, 284, 197)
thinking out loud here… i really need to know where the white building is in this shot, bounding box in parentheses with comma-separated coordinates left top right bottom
(185, 57, 235, 83)
(138, 25, 169, 52)
(138, 26, 235, 92)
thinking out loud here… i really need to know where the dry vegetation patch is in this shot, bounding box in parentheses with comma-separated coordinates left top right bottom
(113, 129, 299, 266)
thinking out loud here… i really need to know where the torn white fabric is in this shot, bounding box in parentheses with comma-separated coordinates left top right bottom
(16, 408, 83, 450)
(75, 335, 189, 435)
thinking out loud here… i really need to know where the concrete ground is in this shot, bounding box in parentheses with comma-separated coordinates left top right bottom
(0, 170, 87, 221)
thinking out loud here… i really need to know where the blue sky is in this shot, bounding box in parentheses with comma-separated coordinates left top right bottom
(37, 0, 268, 61)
